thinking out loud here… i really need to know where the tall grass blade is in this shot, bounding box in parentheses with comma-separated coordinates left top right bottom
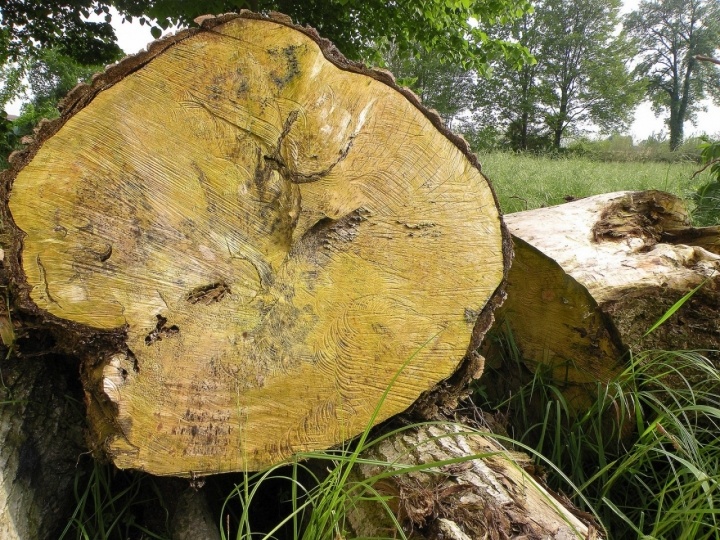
(644, 279, 707, 336)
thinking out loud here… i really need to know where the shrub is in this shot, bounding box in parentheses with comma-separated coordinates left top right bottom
(691, 138, 720, 226)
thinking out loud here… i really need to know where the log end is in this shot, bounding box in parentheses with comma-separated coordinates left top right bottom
(3, 13, 509, 474)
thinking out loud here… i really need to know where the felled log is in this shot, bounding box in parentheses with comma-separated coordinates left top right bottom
(482, 191, 720, 410)
(0, 12, 509, 476)
(347, 423, 600, 539)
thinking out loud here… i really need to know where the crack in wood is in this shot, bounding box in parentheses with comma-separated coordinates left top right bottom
(268, 110, 356, 183)
(263, 135, 355, 185)
(35, 255, 62, 308)
(290, 134, 355, 184)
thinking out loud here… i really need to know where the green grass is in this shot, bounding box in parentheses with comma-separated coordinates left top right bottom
(478, 151, 714, 214)
(476, 327, 720, 539)
(59, 457, 171, 540)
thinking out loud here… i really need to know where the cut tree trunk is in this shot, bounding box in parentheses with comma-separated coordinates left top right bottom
(0, 12, 509, 476)
(346, 423, 600, 539)
(481, 191, 720, 410)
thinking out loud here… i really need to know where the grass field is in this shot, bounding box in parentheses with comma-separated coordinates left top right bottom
(478, 151, 713, 215)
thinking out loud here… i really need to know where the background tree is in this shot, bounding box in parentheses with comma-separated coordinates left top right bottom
(474, 0, 640, 151)
(690, 54, 720, 226)
(626, 0, 720, 151)
(0, 28, 24, 107)
(536, 0, 641, 149)
(383, 43, 477, 129)
(0, 2, 122, 64)
(1, 28, 25, 166)
(475, 8, 547, 151)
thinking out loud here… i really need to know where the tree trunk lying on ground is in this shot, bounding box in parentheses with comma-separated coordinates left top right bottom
(1, 12, 510, 477)
(347, 423, 600, 539)
(481, 190, 720, 411)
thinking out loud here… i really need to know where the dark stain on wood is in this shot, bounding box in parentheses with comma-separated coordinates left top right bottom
(145, 314, 180, 345)
(268, 45, 301, 89)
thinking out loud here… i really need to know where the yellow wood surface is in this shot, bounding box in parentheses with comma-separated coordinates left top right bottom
(484, 237, 625, 411)
(8, 16, 504, 474)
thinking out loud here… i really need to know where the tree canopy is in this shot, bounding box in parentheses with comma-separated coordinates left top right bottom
(472, 0, 641, 150)
(626, 0, 720, 150)
(1, 0, 533, 70)
(473, 7, 546, 150)
(538, 0, 641, 148)
(0, 2, 122, 64)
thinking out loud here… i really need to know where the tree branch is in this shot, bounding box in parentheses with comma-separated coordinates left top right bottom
(692, 158, 720, 179)
(694, 54, 720, 66)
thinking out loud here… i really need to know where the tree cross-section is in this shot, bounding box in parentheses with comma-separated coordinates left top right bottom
(2, 13, 508, 475)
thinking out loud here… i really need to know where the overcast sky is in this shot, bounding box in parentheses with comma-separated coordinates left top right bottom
(8, 2, 720, 142)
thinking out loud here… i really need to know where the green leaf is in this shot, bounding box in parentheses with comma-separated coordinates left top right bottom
(150, 26, 162, 40)
(644, 279, 708, 337)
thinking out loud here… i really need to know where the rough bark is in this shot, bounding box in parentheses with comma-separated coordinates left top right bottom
(0, 12, 509, 476)
(346, 423, 601, 539)
(170, 487, 222, 540)
(0, 340, 89, 539)
(482, 191, 720, 410)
